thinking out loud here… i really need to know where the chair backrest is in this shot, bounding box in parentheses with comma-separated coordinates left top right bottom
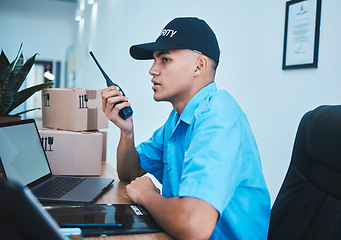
(268, 105, 341, 240)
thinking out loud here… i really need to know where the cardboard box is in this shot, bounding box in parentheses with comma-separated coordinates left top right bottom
(42, 88, 108, 131)
(39, 128, 103, 176)
(100, 131, 107, 161)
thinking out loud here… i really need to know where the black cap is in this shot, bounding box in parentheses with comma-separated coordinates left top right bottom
(130, 17, 220, 64)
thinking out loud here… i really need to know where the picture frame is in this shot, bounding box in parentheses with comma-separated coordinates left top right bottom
(282, 0, 322, 70)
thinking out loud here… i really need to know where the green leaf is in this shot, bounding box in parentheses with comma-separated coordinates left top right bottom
(13, 53, 38, 93)
(0, 52, 13, 114)
(0, 50, 14, 94)
(13, 107, 41, 116)
(0, 44, 47, 117)
(4, 81, 54, 115)
(0, 44, 24, 115)
(0, 71, 16, 115)
(0, 51, 11, 87)
(12, 53, 24, 76)
(0, 43, 22, 87)
(10, 43, 23, 68)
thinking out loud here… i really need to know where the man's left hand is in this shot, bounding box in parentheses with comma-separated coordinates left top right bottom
(126, 176, 160, 204)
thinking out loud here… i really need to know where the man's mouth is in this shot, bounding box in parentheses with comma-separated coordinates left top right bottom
(152, 80, 161, 91)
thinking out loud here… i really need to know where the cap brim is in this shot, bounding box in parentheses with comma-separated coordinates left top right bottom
(129, 41, 185, 60)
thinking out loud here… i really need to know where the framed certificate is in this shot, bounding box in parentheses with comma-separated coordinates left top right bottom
(282, 0, 322, 70)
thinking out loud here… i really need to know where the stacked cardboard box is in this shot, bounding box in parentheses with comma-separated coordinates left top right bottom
(40, 88, 108, 176)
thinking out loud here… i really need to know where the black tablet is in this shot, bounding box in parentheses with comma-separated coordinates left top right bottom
(44, 204, 124, 227)
(44, 203, 163, 237)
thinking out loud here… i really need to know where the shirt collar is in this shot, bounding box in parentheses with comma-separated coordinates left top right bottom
(180, 82, 217, 124)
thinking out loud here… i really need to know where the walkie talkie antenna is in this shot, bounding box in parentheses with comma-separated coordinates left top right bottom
(89, 51, 133, 119)
(89, 51, 115, 87)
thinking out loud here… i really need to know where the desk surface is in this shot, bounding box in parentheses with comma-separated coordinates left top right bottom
(89, 161, 173, 240)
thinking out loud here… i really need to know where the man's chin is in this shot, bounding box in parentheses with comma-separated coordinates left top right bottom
(153, 95, 165, 102)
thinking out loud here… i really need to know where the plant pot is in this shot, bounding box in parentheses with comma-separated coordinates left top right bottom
(0, 116, 22, 123)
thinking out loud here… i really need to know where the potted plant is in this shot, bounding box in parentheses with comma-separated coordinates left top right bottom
(0, 44, 54, 122)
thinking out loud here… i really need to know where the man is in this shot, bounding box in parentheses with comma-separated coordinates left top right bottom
(101, 17, 270, 240)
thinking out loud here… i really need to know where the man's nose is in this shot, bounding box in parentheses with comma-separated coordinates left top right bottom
(149, 62, 160, 76)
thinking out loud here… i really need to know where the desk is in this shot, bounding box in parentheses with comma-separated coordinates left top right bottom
(89, 161, 173, 240)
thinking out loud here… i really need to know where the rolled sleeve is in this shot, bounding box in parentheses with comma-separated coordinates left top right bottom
(136, 125, 165, 183)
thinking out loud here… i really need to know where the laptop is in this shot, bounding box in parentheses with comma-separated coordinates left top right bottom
(0, 119, 114, 203)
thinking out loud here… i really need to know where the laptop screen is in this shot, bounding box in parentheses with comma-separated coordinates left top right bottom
(0, 120, 51, 186)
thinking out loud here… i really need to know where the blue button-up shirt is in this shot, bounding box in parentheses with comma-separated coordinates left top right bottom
(136, 82, 270, 239)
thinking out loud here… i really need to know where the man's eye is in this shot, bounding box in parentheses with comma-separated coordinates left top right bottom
(162, 58, 170, 63)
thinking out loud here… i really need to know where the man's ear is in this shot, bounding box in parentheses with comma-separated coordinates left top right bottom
(194, 55, 208, 76)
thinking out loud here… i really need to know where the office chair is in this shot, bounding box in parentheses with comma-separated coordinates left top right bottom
(0, 179, 65, 240)
(268, 105, 341, 240)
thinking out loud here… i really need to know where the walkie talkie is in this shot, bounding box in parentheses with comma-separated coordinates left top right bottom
(89, 51, 133, 120)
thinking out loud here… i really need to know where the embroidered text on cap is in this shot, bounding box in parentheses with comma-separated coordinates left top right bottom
(160, 29, 177, 38)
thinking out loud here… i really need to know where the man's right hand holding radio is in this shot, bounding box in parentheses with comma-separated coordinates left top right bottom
(101, 86, 133, 134)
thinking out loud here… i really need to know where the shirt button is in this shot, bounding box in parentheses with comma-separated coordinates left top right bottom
(170, 137, 176, 142)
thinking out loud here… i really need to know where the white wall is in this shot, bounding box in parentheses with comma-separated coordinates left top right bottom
(0, 0, 76, 87)
(73, 0, 341, 204)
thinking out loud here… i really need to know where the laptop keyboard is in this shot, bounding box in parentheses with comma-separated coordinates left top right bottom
(32, 177, 86, 199)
